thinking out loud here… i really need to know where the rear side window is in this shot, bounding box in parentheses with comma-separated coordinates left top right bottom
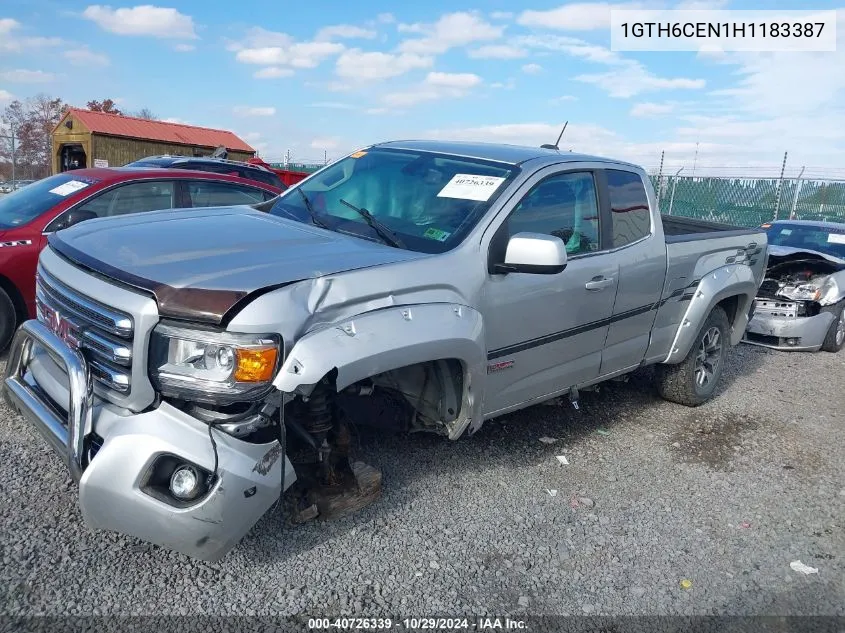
(77, 180, 176, 217)
(606, 169, 651, 248)
(187, 181, 268, 207)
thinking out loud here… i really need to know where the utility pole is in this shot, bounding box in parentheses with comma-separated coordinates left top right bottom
(324, 149, 327, 165)
(692, 141, 699, 177)
(773, 151, 788, 220)
(789, 166, 805, 220)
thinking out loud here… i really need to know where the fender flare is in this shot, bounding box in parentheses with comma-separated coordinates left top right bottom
(663, 264, 758, 364)
(272, 303, 487, 439)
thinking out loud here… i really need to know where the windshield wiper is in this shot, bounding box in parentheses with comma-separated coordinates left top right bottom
(295, 187, 331, 230)
(339, 198, 406, 249)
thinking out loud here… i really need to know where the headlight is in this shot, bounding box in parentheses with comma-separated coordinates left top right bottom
(777, 276, 839, 304)
(149, 322, 280, 403)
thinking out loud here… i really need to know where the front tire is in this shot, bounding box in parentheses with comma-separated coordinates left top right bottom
(655, 305, 730, 407)
(0, 288, 17, 352)
(820, 302, 845, 353)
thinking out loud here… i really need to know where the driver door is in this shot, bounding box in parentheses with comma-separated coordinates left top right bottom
(480, 168, 620, 416)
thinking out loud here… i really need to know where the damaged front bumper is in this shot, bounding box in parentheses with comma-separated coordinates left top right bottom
(742, 298, 834, 351)
(3, 320, 296, 561)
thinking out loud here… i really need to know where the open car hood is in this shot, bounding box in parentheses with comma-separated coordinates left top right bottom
(767, 245, 845, 266)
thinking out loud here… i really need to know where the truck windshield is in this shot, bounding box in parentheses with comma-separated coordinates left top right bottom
(267, 148, 518, 253)
(766, 223, 845, 259)
(0, 173, 100, 229)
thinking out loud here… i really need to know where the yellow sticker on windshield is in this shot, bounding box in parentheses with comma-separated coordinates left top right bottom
(350, 150, 367, 158)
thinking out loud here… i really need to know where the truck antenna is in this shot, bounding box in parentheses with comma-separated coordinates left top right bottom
(541, 121, 568, 150)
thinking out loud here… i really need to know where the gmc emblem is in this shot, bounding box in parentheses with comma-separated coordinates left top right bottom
(42, 305, 81, 350)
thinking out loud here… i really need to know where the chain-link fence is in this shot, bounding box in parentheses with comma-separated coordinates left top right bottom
(649, 175, 845, 228)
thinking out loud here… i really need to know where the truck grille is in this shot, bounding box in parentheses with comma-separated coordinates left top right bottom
(35, 268, 135, 395)
(754, 298, 799, 319)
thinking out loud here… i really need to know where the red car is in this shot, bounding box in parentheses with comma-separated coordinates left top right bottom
(0, 167, 282, 349)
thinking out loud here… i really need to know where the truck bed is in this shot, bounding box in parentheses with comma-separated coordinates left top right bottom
(662, 215, 762, 243)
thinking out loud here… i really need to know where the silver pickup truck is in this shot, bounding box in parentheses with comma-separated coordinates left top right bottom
(4, 140, 767, 562)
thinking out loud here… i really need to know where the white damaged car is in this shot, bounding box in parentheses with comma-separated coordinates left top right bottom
(744, 219, 845, 352)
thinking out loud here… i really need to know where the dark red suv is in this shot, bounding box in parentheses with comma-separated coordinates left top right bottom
(0, 167, 282, 349)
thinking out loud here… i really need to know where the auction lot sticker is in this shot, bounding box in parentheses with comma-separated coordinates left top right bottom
(437, 174, 506, 202)
(49, 180, 90, 196)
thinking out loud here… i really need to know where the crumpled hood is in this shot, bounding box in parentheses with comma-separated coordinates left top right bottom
(48, 206, 426, 323)
(767, 244, 845, 266)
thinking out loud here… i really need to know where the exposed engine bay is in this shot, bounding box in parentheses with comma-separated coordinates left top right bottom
(757, 252, 845, 309)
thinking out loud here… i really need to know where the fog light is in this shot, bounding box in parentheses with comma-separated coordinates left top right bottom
(787, 337, 799, 346)
(170, 465, 201, 500)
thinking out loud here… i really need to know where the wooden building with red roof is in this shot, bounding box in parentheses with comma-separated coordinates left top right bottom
(51, 108, 256, 173)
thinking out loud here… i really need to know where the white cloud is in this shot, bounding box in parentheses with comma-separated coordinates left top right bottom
(376, 13, 395, 24)
(335, 49, 433, 81)
(517, 2, 642, 31)
(0, 18, 19, 34)
(316, 24, 376, 41)
(82, 5, 198, 39)
(382, 71, 482, 107)
(310, 102, 355, 109)
(366, 107, 389, 115)
(468, 44, 528, 59)
(491, 79, 516, 90)
(233, 106, 276, 117)
(162, 117, 189, 124)
(0, 69, 54, 82)
(514, 34, 705, 98)
(310, 138, 339, 150)
(514, 34, 623, 64)
(63, 47, 110, 66)
(552, 95, 578, 102)
(425, 71, 483, 89)
(630, 102, 675, 117)
(174, 43, 195, 52)
(0, 89, 14, 102)
(398, 11, 503, 54)
(0, 20, 63, 53)
(577, 66, 704, 97)
(522, 63, 543, 74)
(232, 28, 345, 70)
(491, 11, 514, 19)
(254, 67, 294, 79)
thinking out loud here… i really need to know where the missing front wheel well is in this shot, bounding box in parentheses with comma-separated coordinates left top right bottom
(338, 358, 466, 435)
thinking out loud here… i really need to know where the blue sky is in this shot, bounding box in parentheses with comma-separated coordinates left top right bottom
(1, 0, 843, 177)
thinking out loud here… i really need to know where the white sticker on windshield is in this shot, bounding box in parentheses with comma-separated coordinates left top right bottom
(827, 233, 845, 244)
(49, 180, 90, 196)
(780, 229, 792, 235)
(437, 174, 506, 202)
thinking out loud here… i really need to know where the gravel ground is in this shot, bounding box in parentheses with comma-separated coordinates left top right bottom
(0, 343, 843, 618)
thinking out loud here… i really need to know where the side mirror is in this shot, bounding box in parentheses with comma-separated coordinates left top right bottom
(494, 232, 568, 275)
(47, 209, 98, 233)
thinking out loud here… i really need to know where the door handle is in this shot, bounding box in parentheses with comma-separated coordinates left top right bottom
(585, 276, 616, 291)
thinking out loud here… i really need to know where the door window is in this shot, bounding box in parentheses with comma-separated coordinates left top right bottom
(507, 172, 600, 255)
(74, 180, 176, 218)
(187, 181, 267, 207)
(606, 169, 651, 248)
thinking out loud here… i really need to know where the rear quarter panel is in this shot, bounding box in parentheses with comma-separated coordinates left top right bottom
(645, 231, 767, 364)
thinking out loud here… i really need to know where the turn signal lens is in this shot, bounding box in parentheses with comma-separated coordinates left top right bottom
(234, 347, 278, 382)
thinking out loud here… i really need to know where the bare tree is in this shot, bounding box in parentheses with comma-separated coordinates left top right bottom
(133, 107, 158, 120)
(1, 94, 64, 179)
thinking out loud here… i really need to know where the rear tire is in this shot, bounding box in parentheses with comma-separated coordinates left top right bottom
(655, 305, 730, 407)
(820, 302, 845, 353)
(0, 288, 16, 352)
